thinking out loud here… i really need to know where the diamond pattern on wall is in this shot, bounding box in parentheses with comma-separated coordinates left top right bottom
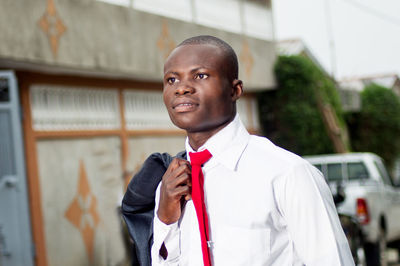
(240, 40, 254, 79)
(65, 161, 100, 262)
(38, 0, 67, 58)
(157, 20, 176, 59)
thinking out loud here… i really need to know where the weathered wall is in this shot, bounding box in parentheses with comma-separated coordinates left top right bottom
(35, 135, 188, 265)
(0, 0, 276, 90)
(36, 137, 126, 266)
(127, 135, 186, 175)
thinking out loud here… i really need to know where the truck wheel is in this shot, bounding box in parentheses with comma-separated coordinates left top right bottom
(378, 228, 388, 266)
(364, 228, 387, 266)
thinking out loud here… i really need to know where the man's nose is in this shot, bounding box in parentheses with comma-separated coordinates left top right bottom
(175, 85, 195, 96)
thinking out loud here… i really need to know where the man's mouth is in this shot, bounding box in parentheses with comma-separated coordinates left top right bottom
(173, 102, 198, 112)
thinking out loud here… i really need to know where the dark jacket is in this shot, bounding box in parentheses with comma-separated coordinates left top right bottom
(121, 151, 186, 266)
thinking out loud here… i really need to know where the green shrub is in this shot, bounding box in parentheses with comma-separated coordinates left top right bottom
(258, 55, 345, 155)
(349, 83, 400, 170)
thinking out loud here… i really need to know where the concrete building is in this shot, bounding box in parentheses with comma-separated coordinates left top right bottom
(0, 0, 276, 265)
(277, 39, 328, 76)
(339, 73, 400, 111)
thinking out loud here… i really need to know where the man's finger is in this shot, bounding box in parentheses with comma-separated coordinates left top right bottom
(177, 159, 191, 169)
(171, 163, 191, 178)
(174, 184, 191, 197)
(167, 158, 182, 172)
(172, 172, 191, 187)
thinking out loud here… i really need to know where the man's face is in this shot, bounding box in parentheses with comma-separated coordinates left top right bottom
(163, 44, 240, 133)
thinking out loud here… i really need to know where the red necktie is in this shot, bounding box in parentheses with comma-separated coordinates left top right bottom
(189, 149, 213, 266)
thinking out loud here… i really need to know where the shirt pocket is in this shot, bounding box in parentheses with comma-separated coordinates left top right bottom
(214, 226, 271, 266)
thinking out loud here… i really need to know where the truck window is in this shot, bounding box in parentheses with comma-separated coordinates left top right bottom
(374, 161, 393, 186)
(347, 162, 368, 180)
(327, 163, 343, 181)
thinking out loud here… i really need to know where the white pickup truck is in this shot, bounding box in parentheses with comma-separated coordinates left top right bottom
(305, 152, 400, 266)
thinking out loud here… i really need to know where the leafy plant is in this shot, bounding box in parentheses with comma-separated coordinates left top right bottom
(258, 55, 346, 155)
(347, 83, 400, 170)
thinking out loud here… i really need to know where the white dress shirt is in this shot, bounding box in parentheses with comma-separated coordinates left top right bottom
(151, 114, 354, 266)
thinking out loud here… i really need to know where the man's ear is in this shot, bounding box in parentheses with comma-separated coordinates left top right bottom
(231, 79, 243, 101)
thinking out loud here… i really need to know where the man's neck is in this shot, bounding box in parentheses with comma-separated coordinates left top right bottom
(187, 116, 235, 151)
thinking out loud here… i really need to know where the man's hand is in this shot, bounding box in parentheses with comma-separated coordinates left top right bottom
(157, 158, 192, 225)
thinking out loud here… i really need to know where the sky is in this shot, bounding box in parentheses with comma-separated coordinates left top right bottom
(272, 0, 400, 80)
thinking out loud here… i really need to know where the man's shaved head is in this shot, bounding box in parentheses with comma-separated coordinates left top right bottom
(178, 35, 239, 83)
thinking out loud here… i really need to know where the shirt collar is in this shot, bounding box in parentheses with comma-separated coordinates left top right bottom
(185, 114, 250, 171)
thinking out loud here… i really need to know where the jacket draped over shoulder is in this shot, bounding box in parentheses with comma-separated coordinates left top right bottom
(121, 151, 186, 266)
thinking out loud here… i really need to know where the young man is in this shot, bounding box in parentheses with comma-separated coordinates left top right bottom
(122, 35, 354, 266)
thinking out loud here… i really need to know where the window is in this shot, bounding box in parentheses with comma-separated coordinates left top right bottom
(0, 77, 9, 102)
(243, 2, 273, 39)
(95, 0, 274, 41)
(313, 164, 322, 172)
(133, 0, 192, 22)
(327, 163, 343, 182)
(374, 161, 393, 186)
(246, 0, 271, 8)
(347, 162, 369, 180)
(30, 85, 120, 131)
(123, 90, 175, 130)
(97, 0, 130, 7)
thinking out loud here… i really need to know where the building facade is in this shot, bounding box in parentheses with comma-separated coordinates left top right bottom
(0, 0, 276, 265)
(339, 73, 400, 111)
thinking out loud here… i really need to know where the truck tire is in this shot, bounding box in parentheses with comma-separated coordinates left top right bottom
(364, 228, 387, 266)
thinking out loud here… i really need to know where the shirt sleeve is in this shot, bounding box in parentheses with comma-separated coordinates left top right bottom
(151, 183, 181, 265)
(274, 162, 355, 266)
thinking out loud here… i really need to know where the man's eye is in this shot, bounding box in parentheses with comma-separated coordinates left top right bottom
(167, 77, 177, 84)
(195, 73, 209, 80)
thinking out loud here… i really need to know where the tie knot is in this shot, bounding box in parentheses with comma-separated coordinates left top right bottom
(189, 149, 212, 166)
